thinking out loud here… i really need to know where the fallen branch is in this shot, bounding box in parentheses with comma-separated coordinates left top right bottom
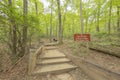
(82, 43, 120, 58)
(7, 53, 27, 72)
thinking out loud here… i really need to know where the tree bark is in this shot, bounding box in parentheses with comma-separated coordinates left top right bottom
(80, 0, 84, 34)
(62, 0, 69, 38)
(35, 1, 38, 15)
(117, 6, 120, 33)
(96, 8, 100, 32)
(57, 0, 63, 44)
(56, 21, 58, 38)
(8, 0, 17, 55)
(8, 0, 12, 5)
(50, 0, 53, 42)
(108, 0, 112, 34)
(22, 0, 28, 56)
(85, 17, 88, 33)
(72, 18, 75, 34)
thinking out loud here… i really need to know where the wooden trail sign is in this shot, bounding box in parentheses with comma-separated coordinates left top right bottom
(74, 34, 90, 41)
(74, 34, 91, 55)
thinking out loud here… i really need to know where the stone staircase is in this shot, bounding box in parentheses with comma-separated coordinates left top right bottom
(32, 43, 77, 75)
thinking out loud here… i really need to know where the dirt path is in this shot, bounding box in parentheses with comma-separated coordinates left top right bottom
(0, 42, 91, 80)
(28, 69, 91, 80)
(29, 43, 91, 80)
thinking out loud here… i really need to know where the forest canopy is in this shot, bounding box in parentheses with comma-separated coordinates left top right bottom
(0, 0, 120, 59)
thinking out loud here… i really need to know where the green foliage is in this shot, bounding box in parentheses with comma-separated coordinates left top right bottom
(0, 0, 119, 66)
(0, 0, 119, 45)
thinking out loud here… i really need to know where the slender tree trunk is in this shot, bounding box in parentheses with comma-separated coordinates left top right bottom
(72, 18, 75, 34)
(80, 0, 84, 34)
(44, 17, 48, 38)
(12, 25, 17, 55)
(62, 11, 66, 39)
(85, 17, 88, 33)
(62, 0, 69, 39)
(96, 8, 100, 32)
(104, 9, 107, 33)
(50, 0, 53, 42)
(46, 26, 48, 37)
(56, 21, 58, 38)
(57, 0, 63, 44)
(8, 0, 12, 5)
(22, 0, 28, 56)
(46, 26, 48, 38)
(8, 0, 12, 51)
(117, 6, 120, 32)
(35, 0, 38, 15)
(108, 0, 112, 34)
(8, 0, 17, 55)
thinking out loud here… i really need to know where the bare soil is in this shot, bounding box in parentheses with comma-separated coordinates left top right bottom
(0, 41, 92, 80)
(26, 69, 91, 80)
(86, 50, 120, 73)
(1, 39, 119, 80)
(59, 40, 120, 74)
(0, 54, 28, 80)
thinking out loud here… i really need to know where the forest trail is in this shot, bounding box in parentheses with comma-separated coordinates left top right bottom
(31, 43, 78, 80)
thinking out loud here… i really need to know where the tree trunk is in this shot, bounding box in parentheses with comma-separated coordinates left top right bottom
(44, 17, 48, 38)
(108, 0, 112, 34)
(8, 0, 17, 55)
(8, 0, 12, 5)
(85, 17, 88, 33)
(56, 21, 58, 38)
(96, 8, 100, 32)
(72, 18, 75, 34)
(22, 0, 28, 56)
(62, 0, 69, 39)
(57, 0, 63, 44)
(104, 9, 107, 33)
(50, 0, 53, 42)
(12, 25, 17, 55)
(80, 0, 84, 34)
(117, 6, 120, 33)
(35, 1, 38, 15)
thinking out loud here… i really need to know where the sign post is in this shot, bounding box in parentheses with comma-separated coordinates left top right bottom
(74, 34, 91, 55)
(74, 34, 90, 41)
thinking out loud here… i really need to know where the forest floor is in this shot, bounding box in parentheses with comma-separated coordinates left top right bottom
(0, 38, 120, 80)
(58, 39, 120, 80)
(59, 40, 120, 73)
(0, 41, 91, 80)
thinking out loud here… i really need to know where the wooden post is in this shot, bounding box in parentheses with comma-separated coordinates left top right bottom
(86, 42, 89, 55)
(28, 46, 44, 75)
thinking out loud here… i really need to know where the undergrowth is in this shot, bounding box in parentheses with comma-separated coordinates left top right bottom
(67, 41, 90, 57)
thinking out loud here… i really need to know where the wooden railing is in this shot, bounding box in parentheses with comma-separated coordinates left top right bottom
(28, 46, 44, 75)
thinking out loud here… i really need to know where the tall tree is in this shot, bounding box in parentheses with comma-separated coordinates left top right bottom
(117, 6, 120, 32)
(96, 10, 100, 32)
(72, 18, 75, 34)
(8, 0, 17, 55)
(35, 0, 38, 15)
(22, 0, 28, 56)
(96, 1, 100, 32)
(108, 0, 112, 34)
(80, 0, 84, 34)
(50, 0, 53, 42)
(57, 0, 63, 44)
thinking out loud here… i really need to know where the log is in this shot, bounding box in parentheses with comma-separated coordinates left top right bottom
(82, 43, 120, 58)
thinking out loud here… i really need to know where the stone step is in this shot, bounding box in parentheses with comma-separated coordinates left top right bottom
(33, 63, 77, 75)
(44, 42, 58, 46)
(45, 46, 58, 50)
(37, 58, 71, 65)
(40, 50, 66, 59)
